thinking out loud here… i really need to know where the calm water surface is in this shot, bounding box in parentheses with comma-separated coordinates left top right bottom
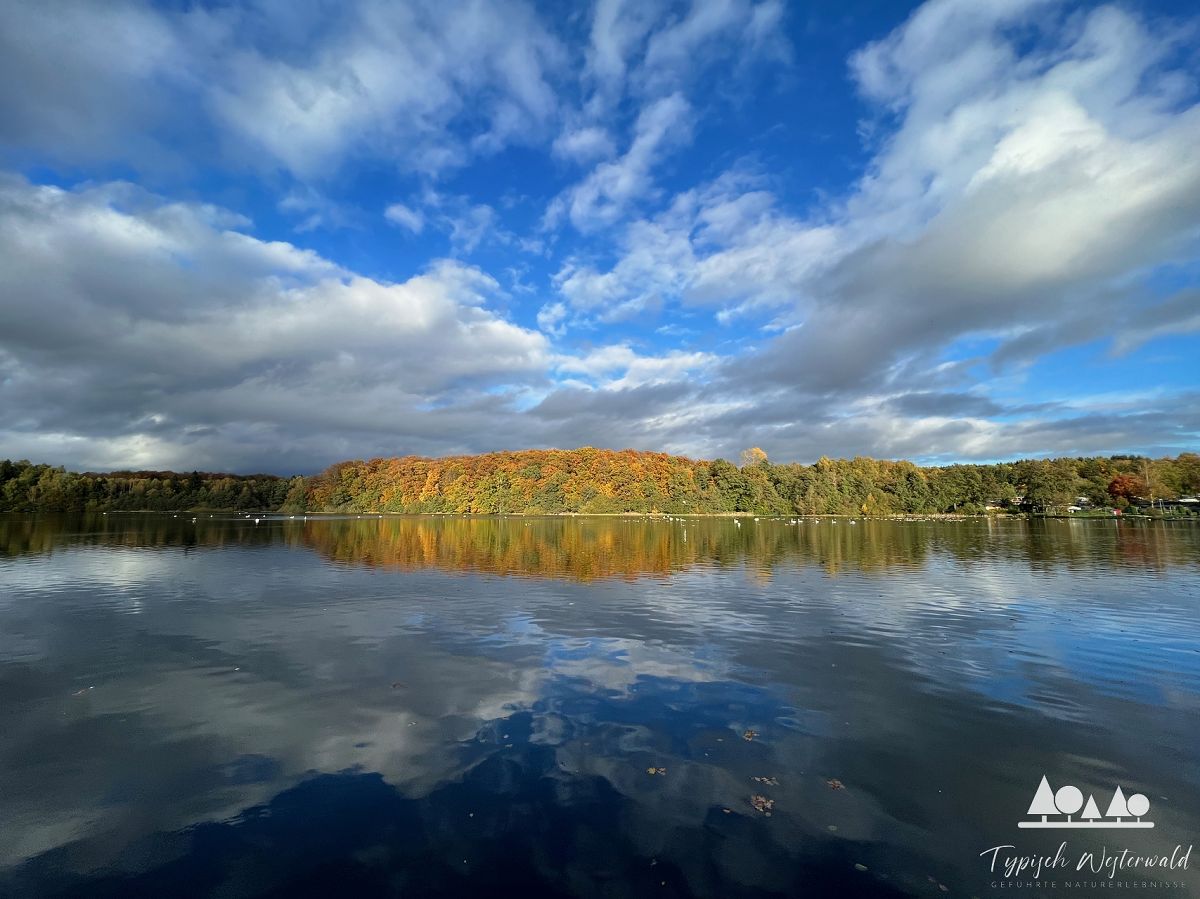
(1, 513, 1198, 898)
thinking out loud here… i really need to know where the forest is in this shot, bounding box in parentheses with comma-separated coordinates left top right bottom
(0, 460, 301, 512)
(5, 448, 1194, 516)
(302, 448, 1200, 516)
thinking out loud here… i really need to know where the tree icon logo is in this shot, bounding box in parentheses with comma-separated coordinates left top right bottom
(1018, 776, 1153, 829)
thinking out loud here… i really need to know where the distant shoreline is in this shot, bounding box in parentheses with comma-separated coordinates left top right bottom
(4, 451, 1197, 519)
(8, 509, 1189, 523)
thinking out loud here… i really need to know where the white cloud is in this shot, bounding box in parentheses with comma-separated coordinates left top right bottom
(551, 125, 617, 164)
(547, 92, 691, 232)
(526, 1, 1200, 462)
(585, 0, 666, 102)
(445, 204, 504, 254)
(386, 193, 513, 253)
(0, 176, 550, 470)
(208, 1, 565, 178)
(536, 301, 569, 336)
(584, 0, 787, 105)
(0, 175, 746, 471)
(640, 0, 787, 93)
(0, 0, 565, 179)
(555, 345, 716, 390)
(560, 2, 1200, 359)
(384, 203, 425, 234)
(551, 170, 838, 321)
(279, 187, 359, 233)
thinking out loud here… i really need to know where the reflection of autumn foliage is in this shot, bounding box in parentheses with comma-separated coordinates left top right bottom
(301, 517, 956, 580)
(3, 513, 1197, 581)
(293, 516, 1200, 582)
(301, 517, 735, 581)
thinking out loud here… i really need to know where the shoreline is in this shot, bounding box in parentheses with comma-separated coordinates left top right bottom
(7, 509, 1194, 522)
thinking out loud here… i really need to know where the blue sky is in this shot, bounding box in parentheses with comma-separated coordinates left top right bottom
(0, 0, 1197, 473)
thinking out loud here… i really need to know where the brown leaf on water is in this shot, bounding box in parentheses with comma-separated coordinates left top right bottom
(750, 794, 774, 815)
(826, 778, 844, 791)
(742, 729, 758, 741)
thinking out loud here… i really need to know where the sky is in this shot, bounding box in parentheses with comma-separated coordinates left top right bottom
(0, 0, 1198, 474)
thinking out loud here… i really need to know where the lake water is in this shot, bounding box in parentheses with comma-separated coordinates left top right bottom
(1, 513, 1197, 898)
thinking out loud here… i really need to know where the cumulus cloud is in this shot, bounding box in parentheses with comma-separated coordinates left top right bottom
(734, 1, 1200, 396)
(544, 0, 1200, 461)
(0, 176, 551, 470)
(0, 176, 737, 471)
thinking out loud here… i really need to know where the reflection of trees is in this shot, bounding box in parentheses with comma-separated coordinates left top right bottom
(3, 514, 1196, 581)
(296, 517, 1199, 581)
(0, 513, 277, 557)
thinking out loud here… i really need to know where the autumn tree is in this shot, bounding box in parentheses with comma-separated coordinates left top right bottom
(1107, 474, 1145, 502)
(740, 447, 768, 468)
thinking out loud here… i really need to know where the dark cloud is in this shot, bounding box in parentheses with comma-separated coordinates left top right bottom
(885, 392, 1004, 419)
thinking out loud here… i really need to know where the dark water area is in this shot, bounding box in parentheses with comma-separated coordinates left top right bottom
(1, 513, 1197, 898)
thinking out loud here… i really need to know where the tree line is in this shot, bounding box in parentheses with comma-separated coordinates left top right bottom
(305, 448, 1199, 516)
(0, 460, 303, 512)
(2, 449, 1197, 516)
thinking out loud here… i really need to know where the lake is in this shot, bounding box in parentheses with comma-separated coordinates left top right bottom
(1, 513, 1197, 898)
